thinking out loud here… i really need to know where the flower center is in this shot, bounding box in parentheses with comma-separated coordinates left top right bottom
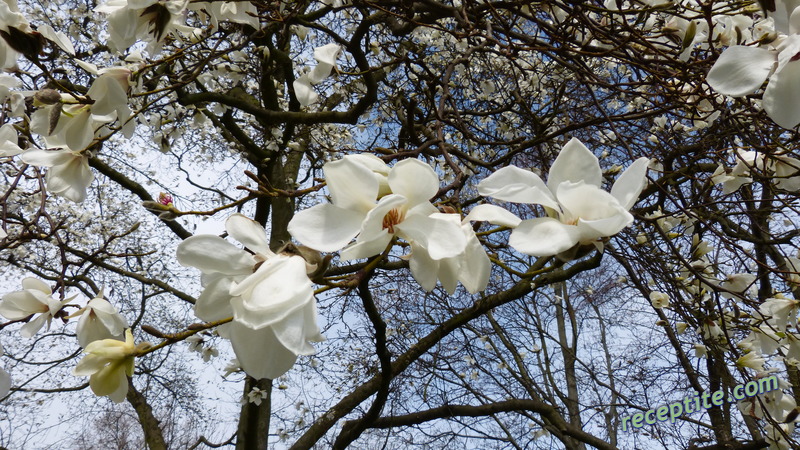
(382, 208, 405, 234)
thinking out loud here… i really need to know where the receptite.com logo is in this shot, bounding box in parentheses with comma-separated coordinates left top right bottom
(622, 376, 779, 431)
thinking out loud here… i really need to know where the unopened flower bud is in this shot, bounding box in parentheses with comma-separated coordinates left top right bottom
(34, 88, 62, 105)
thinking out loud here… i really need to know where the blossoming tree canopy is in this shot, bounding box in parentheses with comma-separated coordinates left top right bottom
(3, 0, 800, 449)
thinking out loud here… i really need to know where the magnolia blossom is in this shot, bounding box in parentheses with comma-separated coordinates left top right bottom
(189, 1, 259, 29)
(706, 2, 800, 128)
(293, 43, 342, 106)
(712, 150, 800, 193)
(20, 147, 94, 202)
(30, 65, 134, 150)
(736, 351, 766, 372)
(478, 138, 649, 257)
(759, 296, 800, 332)
(289, 157, 467, 262)
(69, 291, 128, 348)
(177, 213, 324, 380)
(649, 291, 670, 308)
(407, 204, 520, 294)
(0, 278, 71, 338)
(80, 62, 135, 138)
(96, 0, 188, 51)
(72, 329, 136, 403)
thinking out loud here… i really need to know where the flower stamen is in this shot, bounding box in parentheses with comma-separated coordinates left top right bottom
(382, 208, 405, 234)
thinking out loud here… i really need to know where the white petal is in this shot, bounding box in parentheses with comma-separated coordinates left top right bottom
(87, 299, 127, 336)
(408, 243, 439, 292)
(458, 228, 491, 293)
(45, 155, 94, 202)
(225, 214, 272, 256)
(707, 46, 775, 97)
(339, 232, 392, 261)
(576, 210, 633, 241)
(314, 43, 341, 67)
(437, 257, 461, 295)
(37, 24, 76, 55)
(21, 277, 51, 294)
(0, 123, 21, 156)
(477, 165, 558, 208)
(20, 314, 49, 338)
(388, 159, 439, 206)
(309, 62, 335, 84)
(396, 212, 467, 260)
(763, 58, 800, 129)
(176, 235, 254, 275)
(229, 256, 313, 329)
(293, 74, 318, 107)
(556, 182, 621, 222)
(463, 204, 521, 227)
(610, 157, 649, 210)
(0, 291, 46, 320)
(194, 273, 236, 322)
(20, 148, 73, 167)
(325, 157, 379, 213)
(355, 194, 406, 241)
(60, 107, 95, 150)
(288, 204, 364, 252)
(269, 307, 317, 355)
(344, 154, 391, 196)
(548, 138, 602, 190)
(509, 218, 582, 257)
(229, 322, 298, 380)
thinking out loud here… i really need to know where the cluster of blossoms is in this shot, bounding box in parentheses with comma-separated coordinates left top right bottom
(707, 0, 800, 128)
(0, 280, 134, 402)
(288, 140, 649, 292)
(0, 62, 134, 202)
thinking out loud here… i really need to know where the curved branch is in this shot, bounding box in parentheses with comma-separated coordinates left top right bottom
(370, 399, 616, 450)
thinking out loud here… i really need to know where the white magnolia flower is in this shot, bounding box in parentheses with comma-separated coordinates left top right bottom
(649, 291, 670, 308)
(694, 343, 708, 358)
(96, 0, 188, 51)
(759, 296, 800, 332)
(245, 386, 268, 405)
(69, 291, 128, 348)
(189, 1, 259, 29)
(707, 3, 800, 128)
(72, 329, 136, 403)
(737, 376, 795, 420)
(737, 351, 766, 372)
(20, 147, 94, 202)
(30, 65, 134, 150)
(177, 213, 324, 380)
(289, 157, 467, 262)
(718, 273, 757, 299)
(0, 278, 71, 338)
(407, 205, 520, 294)
(478, 138, 649, 257)
(80, 63, 134, 137)
(712, 150, 800, 192)
(292, 43, 342, 107)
